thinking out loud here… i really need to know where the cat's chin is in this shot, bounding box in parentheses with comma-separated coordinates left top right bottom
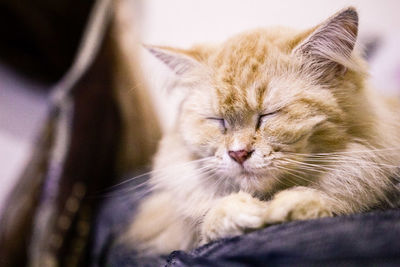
(229, 168, 281, 193)
(238, 169, 261, 177)
(239, 165, 271, 177)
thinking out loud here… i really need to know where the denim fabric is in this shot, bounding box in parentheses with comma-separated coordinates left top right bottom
(166, 209, 400, 266)
(93, 183, 400, 266)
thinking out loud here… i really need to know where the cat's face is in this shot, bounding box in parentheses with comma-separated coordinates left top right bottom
(150, 8, 364, 194)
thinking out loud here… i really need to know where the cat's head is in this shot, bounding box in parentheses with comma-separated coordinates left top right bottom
(148, 7, 369, 194)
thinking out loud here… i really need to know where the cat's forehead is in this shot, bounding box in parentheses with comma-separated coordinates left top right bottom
(209, 76, 296, 118)
(207, 29, 297, 115)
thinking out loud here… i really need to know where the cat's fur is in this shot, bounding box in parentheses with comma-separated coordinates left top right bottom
(123, 7, 400, 255)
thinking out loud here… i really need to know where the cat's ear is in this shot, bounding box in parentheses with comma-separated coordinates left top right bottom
(144, 45, 203, 75)
(293, 7, 359, 77)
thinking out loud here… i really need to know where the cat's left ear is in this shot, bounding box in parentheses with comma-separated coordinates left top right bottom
(144, 45, 204, 75)
(293, 7, 359, 77)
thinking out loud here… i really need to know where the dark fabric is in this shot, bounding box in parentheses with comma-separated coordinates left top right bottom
(0, 1, 120, 265)
(1, 1, 161, 265)
(0, 0, 95, 84)
(166, 209, 400, 267)
(91, 178, 159, 266)
(95, 185, 400, 266)
(0, 112, 56, 267)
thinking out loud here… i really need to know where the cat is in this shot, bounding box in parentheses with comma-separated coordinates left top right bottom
(122, 7, 400, 255)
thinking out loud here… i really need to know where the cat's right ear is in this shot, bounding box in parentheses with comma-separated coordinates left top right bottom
(144, 45, 202, 75)
(292, 7, 360, 79)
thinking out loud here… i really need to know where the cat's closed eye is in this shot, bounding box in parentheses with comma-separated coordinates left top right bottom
(256, 111, 278, 130)
(207, 117, 227, 133)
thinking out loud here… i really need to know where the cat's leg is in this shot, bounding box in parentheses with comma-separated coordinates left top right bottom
(200, 191, 269, 244)
(265, 186, 333, 224)
(200, 188, 332, 244)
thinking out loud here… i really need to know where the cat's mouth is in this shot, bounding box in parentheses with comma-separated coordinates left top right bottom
(239, 166, 262, 176)
(241, 160, 272, 172)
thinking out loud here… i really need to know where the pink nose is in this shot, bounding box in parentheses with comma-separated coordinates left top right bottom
(228, 149, 253, 164)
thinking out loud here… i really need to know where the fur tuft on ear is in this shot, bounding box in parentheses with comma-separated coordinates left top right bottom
(144, 45, 201, 75)
(293, 7, 359, 76)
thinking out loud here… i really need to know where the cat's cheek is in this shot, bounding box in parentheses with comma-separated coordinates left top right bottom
(179, 120, 224, 156)
(201, 132, 227, 157)
(214, 147, 226, 160)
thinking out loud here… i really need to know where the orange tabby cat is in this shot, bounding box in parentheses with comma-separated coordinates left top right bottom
(124, 7, 400, 255)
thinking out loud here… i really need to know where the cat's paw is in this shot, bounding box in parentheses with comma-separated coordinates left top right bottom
(266, 187, 333, 224)
(200, 192, 269, 244)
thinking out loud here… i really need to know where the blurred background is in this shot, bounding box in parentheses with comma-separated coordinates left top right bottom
(1, 0, 400, 212)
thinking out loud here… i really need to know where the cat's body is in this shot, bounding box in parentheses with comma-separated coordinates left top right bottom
(123, 8, 400, 255)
